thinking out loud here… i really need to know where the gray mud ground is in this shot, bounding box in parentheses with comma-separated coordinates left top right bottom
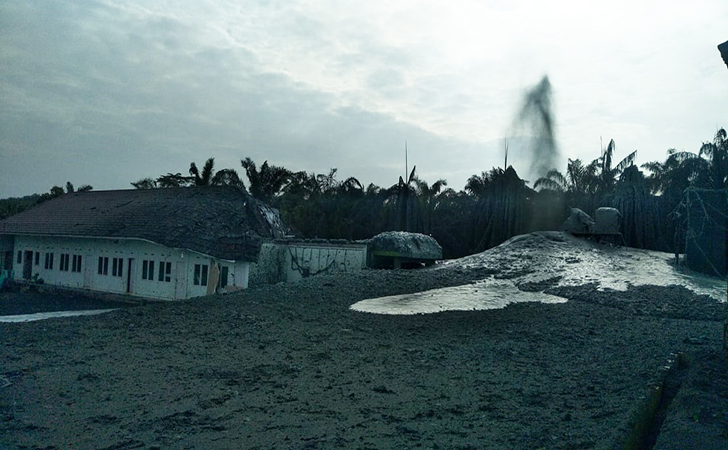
(1, 264, 727, 449)
(0, 289, 133, 317)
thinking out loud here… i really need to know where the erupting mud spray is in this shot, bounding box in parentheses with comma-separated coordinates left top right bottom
(512, 76, 567, 230)
(512, 75, 559, 180)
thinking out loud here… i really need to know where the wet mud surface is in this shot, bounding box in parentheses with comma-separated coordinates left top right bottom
(0, 289, 132, 317)
(2, 236, 727, 449)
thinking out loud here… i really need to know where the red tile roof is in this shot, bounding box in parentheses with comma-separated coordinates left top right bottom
(0, 186, 286, 261)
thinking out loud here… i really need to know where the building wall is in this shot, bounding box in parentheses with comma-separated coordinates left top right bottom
(248, 242, 285, 286)
(249, 241, 367, 285)
(10, 235, 249, 300)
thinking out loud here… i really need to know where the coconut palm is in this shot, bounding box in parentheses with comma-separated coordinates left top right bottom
(699, 128, 728, 189)
(414, 177, 447, 234)
(240, 158, 292, 204)
(184, 157, 245, 189)
(464, 171, 491, 197)
(533, 169, 567, 192)
(383, 166, 418, 232)
(588, 139, 637, 195)
(131, 178, 158, 189)
(156, 173, 189, 188)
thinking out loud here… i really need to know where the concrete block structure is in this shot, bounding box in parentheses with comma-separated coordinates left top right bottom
(249, 240, 368, 286)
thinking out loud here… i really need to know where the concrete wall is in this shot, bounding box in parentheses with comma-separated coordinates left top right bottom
(249, 241, 367, 286)
(9, 235, 249, 300)
(248, 242, 285, 286)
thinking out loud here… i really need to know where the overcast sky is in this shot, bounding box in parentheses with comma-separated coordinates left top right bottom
(1, 0, 726, 198)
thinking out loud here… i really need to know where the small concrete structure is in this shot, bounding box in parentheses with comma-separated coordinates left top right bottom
(369, 231, 442, 269)
(561, 208, 595, 234)
(593, 207, 622, 234)
(249, 240, 368, 285)
(563, 207, 625, 246)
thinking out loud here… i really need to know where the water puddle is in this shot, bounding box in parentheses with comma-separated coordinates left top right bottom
(351, 280, 566, 315)
(0, 309, 117, 323)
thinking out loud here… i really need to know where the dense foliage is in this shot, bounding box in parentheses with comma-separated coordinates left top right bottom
(2, 128, 725, 259)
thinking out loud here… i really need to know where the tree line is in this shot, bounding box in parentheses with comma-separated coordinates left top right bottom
(1, 127, 725, 259)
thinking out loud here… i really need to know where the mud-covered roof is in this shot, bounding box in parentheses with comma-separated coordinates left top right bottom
(0, 186, 286, 261)
(369, 231, 443, 260)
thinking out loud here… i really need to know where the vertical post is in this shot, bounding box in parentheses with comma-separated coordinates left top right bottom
(405, 140, 408, 182)
(504, 136, 508, 169)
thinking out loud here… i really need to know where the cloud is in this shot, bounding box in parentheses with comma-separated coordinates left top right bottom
(1, 0, 727, 198)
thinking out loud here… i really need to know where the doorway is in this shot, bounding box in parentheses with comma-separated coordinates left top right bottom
(126, 258, 135, 293)
(23, 250, 33, 279)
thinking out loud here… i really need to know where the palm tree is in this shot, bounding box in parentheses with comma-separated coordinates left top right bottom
(156, 173, 189, 188)
(187, 157, 246, 188)
(337, 176, 364, 197)
(36, 182, 93, 204)
(414, 177, 447, 234)
(565, 159, 596, 195)
(464, 171, 491, 197)
(188, 158, 215, 186)
(588, 139, 637, 195)
(211, 168, 245, 189)
(533, 169, 567, 192)
(131, 178, 158, 189)
(699, 128, 728, 189)
(240, 158, 292, 204)
(383, 166, 418, 232)
(534, 158, 597, 213)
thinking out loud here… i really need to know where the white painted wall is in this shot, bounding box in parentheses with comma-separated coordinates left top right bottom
(10, 235, 249, 300)
(249, 241, 367, 285)
(284, 243, 367, 282)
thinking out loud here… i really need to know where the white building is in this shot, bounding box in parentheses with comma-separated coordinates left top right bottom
(0, 186, 285, 300)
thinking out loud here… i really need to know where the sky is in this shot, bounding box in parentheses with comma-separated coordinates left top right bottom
(1, 0, 727, 198)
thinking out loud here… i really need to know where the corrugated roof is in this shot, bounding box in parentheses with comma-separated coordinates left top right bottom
(0, 186, 286, 261)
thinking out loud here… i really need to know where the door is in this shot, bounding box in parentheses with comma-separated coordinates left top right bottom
(23, 250, 33, 279)
(126, 258, 135, 293)
(83, 252, 94, 288)
(174, 262, 187, 300)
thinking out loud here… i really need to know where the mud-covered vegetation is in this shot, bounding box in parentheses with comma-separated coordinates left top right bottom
(2, 129, 726, 260)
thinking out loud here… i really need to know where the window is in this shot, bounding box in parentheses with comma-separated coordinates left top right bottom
(71, 255, 82, 273)
(158, 261, 171, 282)
(34, 252, 40, 266)
(194, 264, 208, 286)
(112, 258, 123, 277)
(44, 253, 54, 270)
(98, 257, 109, 275)
(142, 260, 154, 280)
(220, 266, 229, 288)
(60, 253, 70, 271)
(17, 251, 21, 264)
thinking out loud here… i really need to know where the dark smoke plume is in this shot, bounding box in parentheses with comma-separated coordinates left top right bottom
(513, 76, 559, 180)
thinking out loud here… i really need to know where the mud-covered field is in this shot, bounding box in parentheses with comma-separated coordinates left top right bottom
(1, 234, 727, 449)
